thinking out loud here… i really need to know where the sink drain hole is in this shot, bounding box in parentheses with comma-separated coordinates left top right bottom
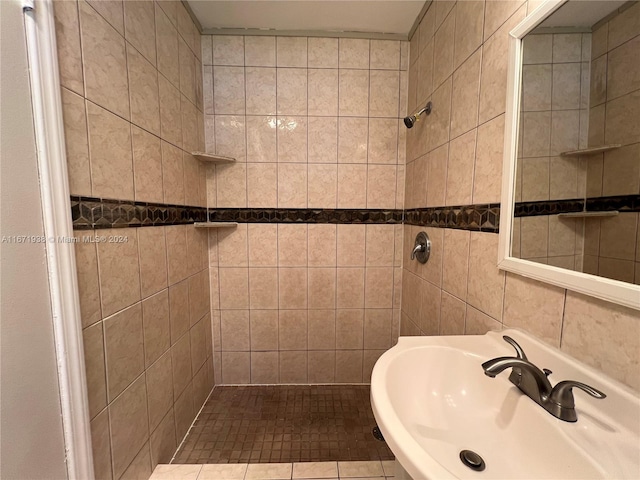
(460, 450, 485, 472)
(372, 426, 385, 441)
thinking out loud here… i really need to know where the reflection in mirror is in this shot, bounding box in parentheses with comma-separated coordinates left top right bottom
(512, 1, 640, 285)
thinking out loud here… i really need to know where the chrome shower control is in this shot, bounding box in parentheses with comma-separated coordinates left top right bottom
(411, 231, 431, 264)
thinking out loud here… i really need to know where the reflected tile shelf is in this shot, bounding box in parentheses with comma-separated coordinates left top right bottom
(560, 145, 621, 157)
(192, 151, 236, 163)
(194, 222, 238, 228)
(558, 211, 619, 218)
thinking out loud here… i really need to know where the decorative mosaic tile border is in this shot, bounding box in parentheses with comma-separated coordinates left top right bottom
(514, 195, 640, 217)
(404, 204, 501, 233)
(208, 208, 403, 224)
(70, 196, 207, 230)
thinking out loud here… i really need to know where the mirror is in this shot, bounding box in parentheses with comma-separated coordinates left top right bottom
(498, 0, 640, 310)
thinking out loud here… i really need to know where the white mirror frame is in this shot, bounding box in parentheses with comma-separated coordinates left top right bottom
(498, 0, 640, 311)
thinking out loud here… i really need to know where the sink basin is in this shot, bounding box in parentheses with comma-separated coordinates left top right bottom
(371, 330, 640, 479)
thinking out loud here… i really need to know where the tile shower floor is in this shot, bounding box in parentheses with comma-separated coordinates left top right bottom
(173, 385, 394, 464)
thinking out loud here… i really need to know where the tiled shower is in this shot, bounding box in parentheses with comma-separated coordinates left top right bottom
(52, 0, 640, 479)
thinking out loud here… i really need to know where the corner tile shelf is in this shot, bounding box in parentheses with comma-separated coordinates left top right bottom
(558, 211, 619, 218)
(560, 145, 621, 157)
(194, 222, 238, 228)
(191, 152, 236, 164)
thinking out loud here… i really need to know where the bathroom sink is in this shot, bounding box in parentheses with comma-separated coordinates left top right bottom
(371, 330, 640, 479)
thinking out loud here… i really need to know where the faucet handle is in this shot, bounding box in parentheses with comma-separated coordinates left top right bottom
(502, 335, 528, 361)
(550, 380, 606, 408)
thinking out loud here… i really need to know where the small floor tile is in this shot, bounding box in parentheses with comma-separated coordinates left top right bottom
(150, 464, 202, 480)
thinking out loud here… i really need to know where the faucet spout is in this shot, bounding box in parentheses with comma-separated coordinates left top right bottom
(482, 357, 552, 398)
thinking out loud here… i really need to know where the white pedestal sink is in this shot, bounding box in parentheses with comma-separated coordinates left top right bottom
(371, 330, 640, 480)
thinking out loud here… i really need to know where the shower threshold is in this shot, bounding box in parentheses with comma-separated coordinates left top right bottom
(173, 385, 394, 464)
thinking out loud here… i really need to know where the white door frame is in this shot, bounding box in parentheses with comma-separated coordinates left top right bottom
(23, 1, 94, 478)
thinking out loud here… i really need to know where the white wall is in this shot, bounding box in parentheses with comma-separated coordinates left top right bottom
(0, 1, 68, 478)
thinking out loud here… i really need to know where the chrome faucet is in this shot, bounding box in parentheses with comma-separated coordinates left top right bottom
(482, 336, 606, 422)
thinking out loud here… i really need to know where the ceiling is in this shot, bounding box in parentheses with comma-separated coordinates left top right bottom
(187, 1, 426, 38)
(538, 0, 626, 29)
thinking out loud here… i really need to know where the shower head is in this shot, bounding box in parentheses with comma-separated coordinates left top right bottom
(404, 101, 432, 129)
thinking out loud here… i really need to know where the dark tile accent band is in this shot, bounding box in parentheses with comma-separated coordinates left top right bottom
(208, 208, 403, 224)
(70, 196, 207, 230)
(514, 195, 640, 218)
(404, 204, 501, 233)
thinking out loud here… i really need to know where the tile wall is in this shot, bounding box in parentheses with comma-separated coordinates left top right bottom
(54, 1, 214, 478)
(513, 32, 590, 270)
(401, 0, 640, 391)
(200, 35, 408, 383)
(583, 3, 640, 283)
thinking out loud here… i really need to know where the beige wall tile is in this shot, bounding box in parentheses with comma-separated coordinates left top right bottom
(245, 67, 276, 115)
(308, 351, 336, 383)
(465, 306, 502, 335)
(188, 270, 209, 324)
(279, 268, 308, 309)
(251, 351, 279, 384)
(277, 116, 307, 163)
(277, 69, 307, 115)
(250, 310, 279, 351)
(158, 75, 182, 148)
(214, 66, 245, 115)
(364, 309, 392, 349)
(248, 224, 278, 267)
(279, 351, 308, 383)
(217, 163, 247, 207)
(247, 163, 278, 207)
(279, 310, 308, 350)
(308, 38, 339, 68)
(249, 268, 278, 309)
(427, 77, 452, 150)
(338, 117, 368, 164)
(155, 4, 179, 87)
(561, 291, 640, 390)
(365, 225, 394, 267)
(161, 141, 184, 205)
(74, 235, 102, 328)
(336, 268, 365, 309)
(339, 70, 369, 117)
(605, 90, 640, 146)
(276, 37, 307, 67)
(97, 228, 141, 317)
(246, 116, 277, 163)
(308, 310, 336, 350)
(446, 129, 476, 206)
(365, 267, 393, 308)
(83, 322, 107, 419)
(453, 1, 484, 69)
(371, 40, 400, 70)
(337, 164, 367, 208)
(219, 268, 250, 309)
(442, 229, 470, 300)
(308, 224, 337, 267)
(215, 115, 246, 162)
(337, 225, 365, 267)
(142, 291, 171, 368)
(440, 292, 466, 335)
(278, 225, 308, 267)
(145, 351, 173, 433)
(104, 303, 144, 401)
(149, 409, 176, 468)
(173, 382, 194, 440)
(467, 232, 504, 320)
(61, 88, 91, 196)
(109, 375, 149, 479)
(450, 49, 481, 139)
(339, 39, 370, 69)
(217, 224, 248, 267)
(503, 274, 565, 347)
(221, 352, 250, 383)
(80, 1, 129, 119)
(165, 225, 188, 285)
(418, 278, 441, 335)
(370, 70, 400, 118)
(128, 45, 160, 137)
(335, 350, 363, 383)
(607, 1, 640, 51)
(473, 114, 505, 204)
(308, 164, 338, 208)
(245, 36, 276, 67)
(53, 1, 84, 94)
(90, 409, 113, 480)
(308, 69, 339, 117)
(213, 36, 245, 66)
(168, 280, 189, 343)
(308, 268, 337, 309)
(433, 6, 455, 88)
(132, 127, 162, 204)
(368, 118, 398, 164)
(366, 165, 396, 209)
(86, 102, 134, 200)
(308, 117, 338, 163)
(171, 334, 192, 397)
